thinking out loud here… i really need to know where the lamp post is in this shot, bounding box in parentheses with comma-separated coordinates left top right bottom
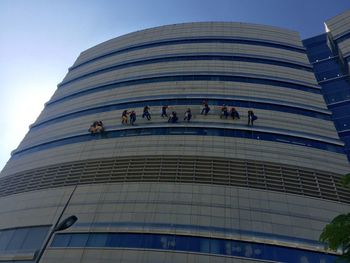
(35, 215, 78, 263)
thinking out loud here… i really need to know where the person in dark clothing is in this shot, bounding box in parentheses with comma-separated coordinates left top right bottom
(161, 105, 168, 118)
(230, 107, 240, 120)
(220, 104, 229, 119)
(129, 111, 136, 125)
(184, 108, 192, 122)
(142, 106, 151, 120)
(201, 100, 210, 115)
(168, 111, 178, 123)
(248, 110, 257, 126)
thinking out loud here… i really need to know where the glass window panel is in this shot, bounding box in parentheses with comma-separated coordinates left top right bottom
(0, 230, 15, 251)
(231, 241, 244, 257)
(6, 228, 28, 251)
(199, 238, 210, 253)
(275, 246, 298, 262)
(210, 239, 225, 254)
(152, 234, 165, 249)
(188, 237, 201, 252)
(251, 242, 264, 259)
(142, 234, 155, 249)
(51, 234, 71, 247)
(175, 235, 189, 251)
(86, 233, 107, 247)
(118, 233, 143, 248)
(69, 233, 89, 247)
(22, 226, 49, 250)
(106, 233, 121, 247)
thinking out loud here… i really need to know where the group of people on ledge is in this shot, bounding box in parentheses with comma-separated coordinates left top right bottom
(161, 106, 192, 123)
(88, 102, 258, 134)
(201, 101, 257, 125)
(88, 121, 105, 134)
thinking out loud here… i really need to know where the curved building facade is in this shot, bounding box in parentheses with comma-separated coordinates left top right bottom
(1, 22, 350, 262)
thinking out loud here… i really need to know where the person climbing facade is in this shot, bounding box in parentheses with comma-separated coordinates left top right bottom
(168, 111, 178, 123)
(161, 105, 168, 118)
(89, 121, 105, 134)
(184, 108, 192, 122)
(142, 106, 151, 120)
(220, 104, 229, 119)
(248, 110, 257, 126)
(201, 100, 210, 115)
(130, 110, 136, 125)
(122, 110, 129, 125)
(230, 107, 240, 120)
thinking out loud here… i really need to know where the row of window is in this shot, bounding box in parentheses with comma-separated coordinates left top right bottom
(59, 53, 313, 88)
(12, 126, 345, 159)
(47, 74, 321, 107)
(50, 232, 336, 263)
(69, 37, 307, 72)
(75, 221, 324, 248)
(0, 226, 49, 253)
(32, 97, 331, 131)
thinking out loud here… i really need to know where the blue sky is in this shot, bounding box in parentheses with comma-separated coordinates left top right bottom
(1, 0, 350, 171)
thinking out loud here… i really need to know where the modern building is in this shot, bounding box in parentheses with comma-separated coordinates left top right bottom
(1, 11, 350, 263)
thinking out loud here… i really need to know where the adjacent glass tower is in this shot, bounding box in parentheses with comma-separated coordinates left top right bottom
(304, 9, 350, 161)
(1, 13, 350, 263)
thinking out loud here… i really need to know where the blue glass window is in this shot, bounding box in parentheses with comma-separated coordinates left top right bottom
(86, 233, 108, 247)
(120, 233, 144, 248)
(0, 230, 15, 251)
(22, 226, 50, 250)
(6, 228, 28, 251)
(68, 233, 89, 247)
(51, 233, 71, 247)
(50, 232, 338, 263)
(0, 226, 49, 254)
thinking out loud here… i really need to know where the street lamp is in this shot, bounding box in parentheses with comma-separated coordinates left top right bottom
(35, 215, 78, 263)
(54, 215, 78, 231)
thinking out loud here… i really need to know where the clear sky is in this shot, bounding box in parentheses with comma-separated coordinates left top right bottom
(1, 0, 350, 171)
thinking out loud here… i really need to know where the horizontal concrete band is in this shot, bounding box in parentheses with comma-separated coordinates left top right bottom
(59, 53, 313, 88)
(47, 73, 322, 107)
(70, 36, 307, 71)
(329, 28, 350, 43)
(0, 155, 349, 203)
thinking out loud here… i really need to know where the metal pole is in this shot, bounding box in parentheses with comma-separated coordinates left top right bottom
(35, 185, 78, 263)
